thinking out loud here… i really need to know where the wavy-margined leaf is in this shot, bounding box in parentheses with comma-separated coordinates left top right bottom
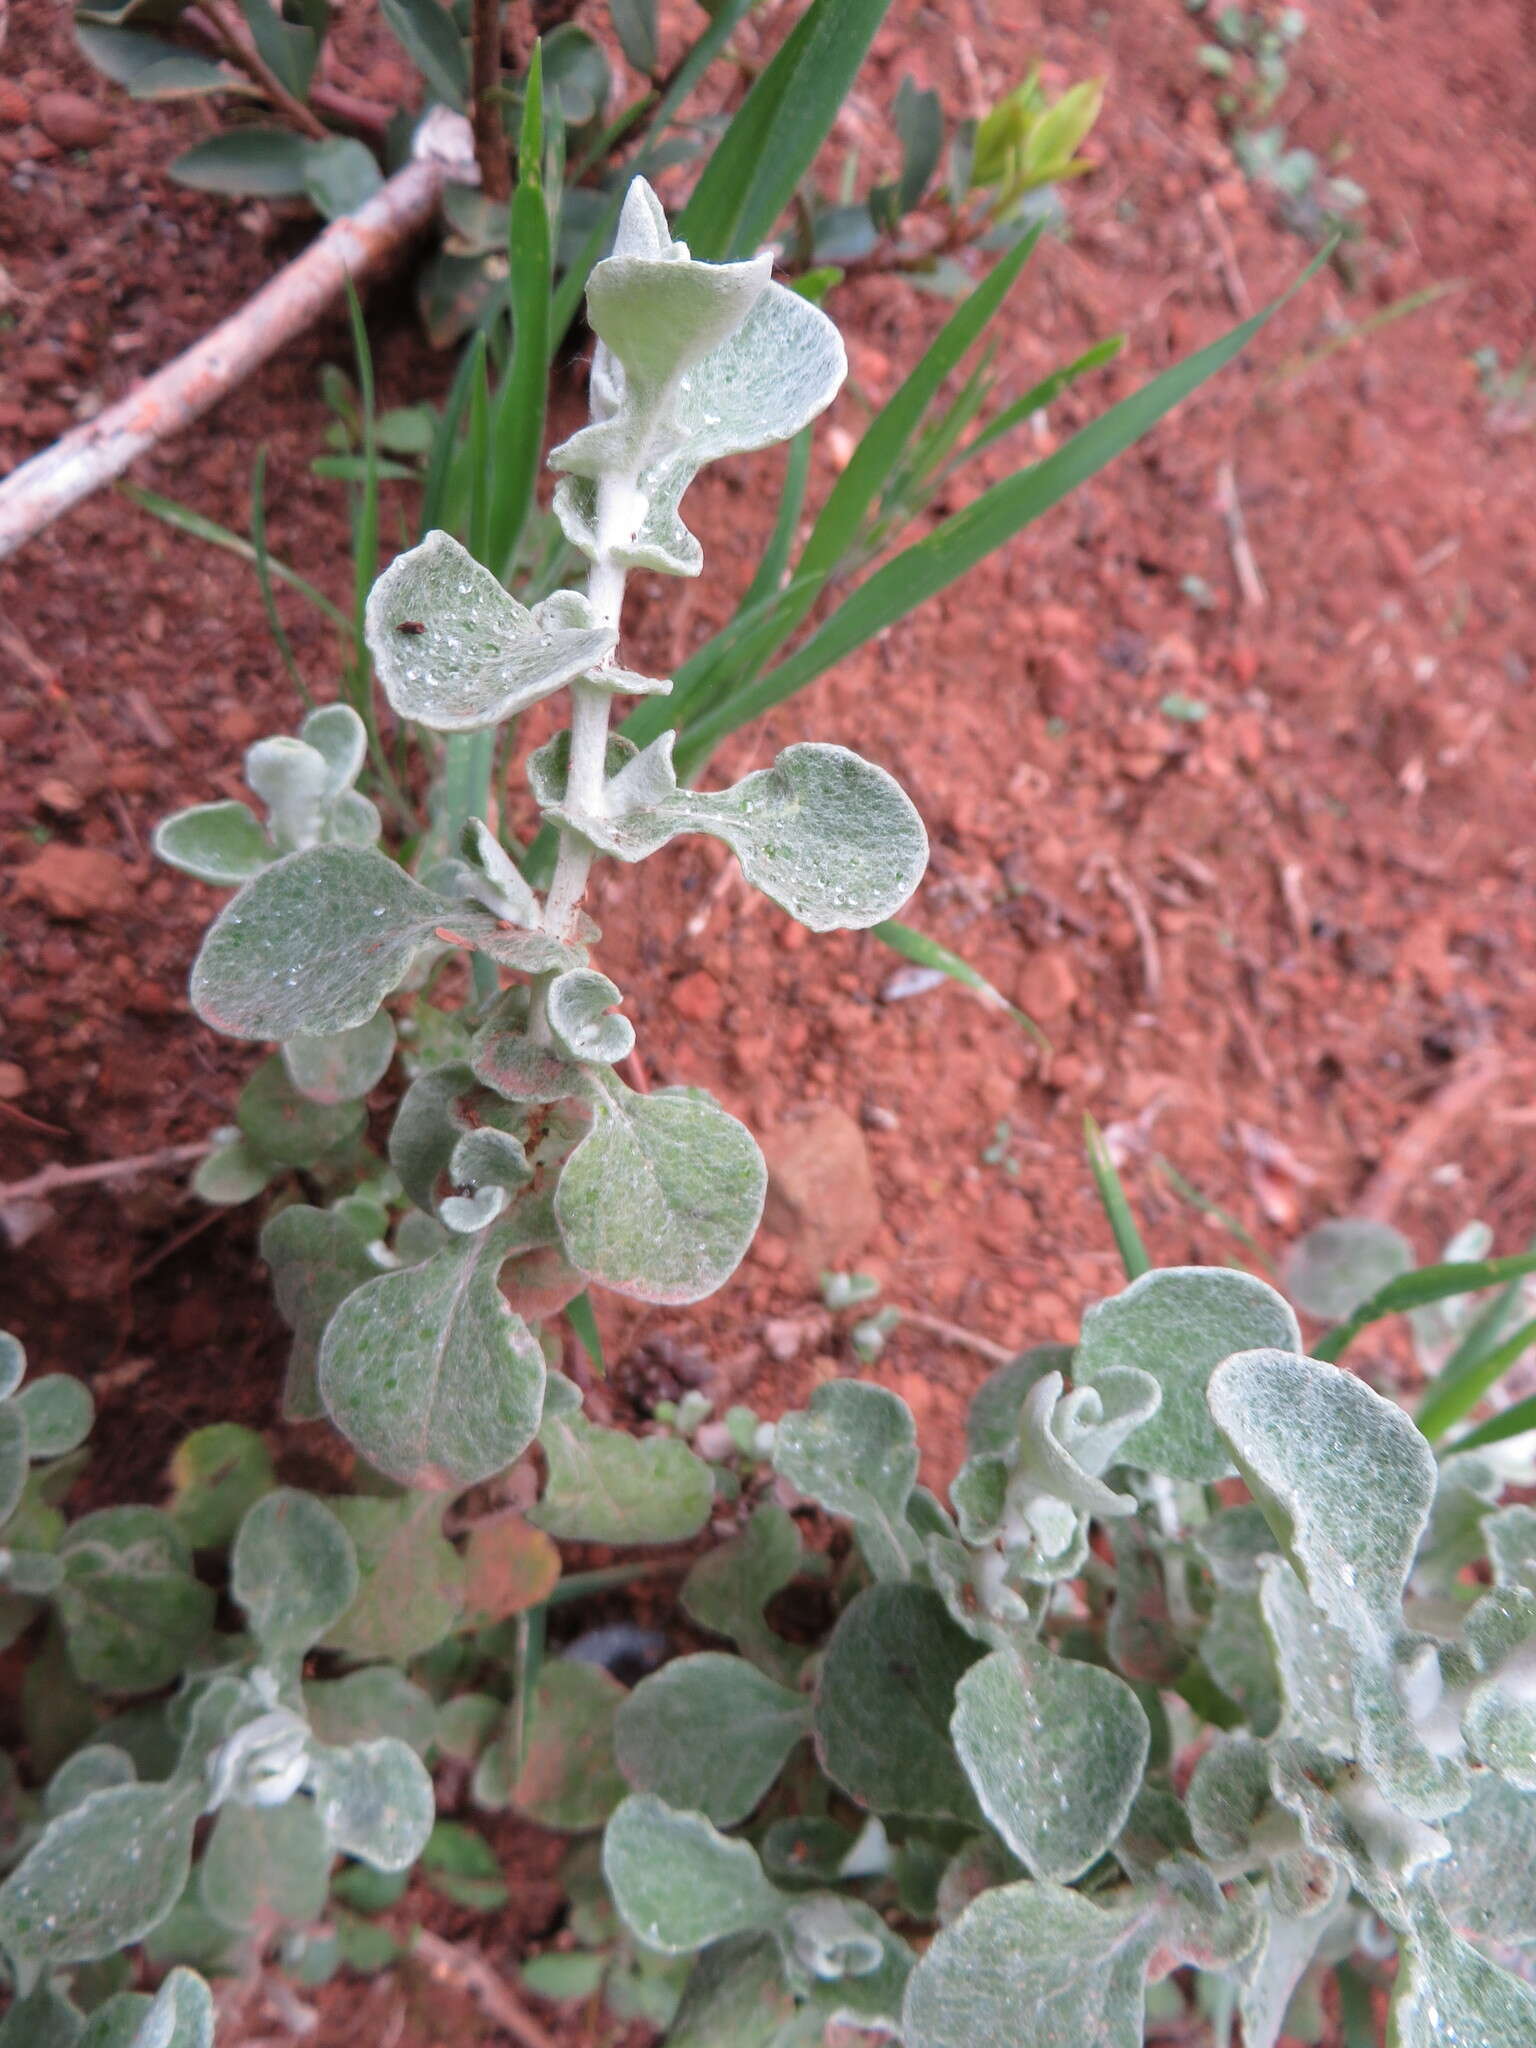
(1462, 1587, 1536, 1788)
(307, 1737, 434, 1870)
(261, 1201, 381, 1421)
(282, 1009, 396, 1106)
(1186, 1736, 1334, 1921)
(1433, 1772, 1536, 1945)
(1484, 1503, 1536, 1592)
(199, 1796, 331, 1932)
(192, 845, 574, 1043)
(230, 1489, 358, 1658)
(546, 969, 635, 1067)
(364, 530, 615, 731)
(542, 736, 926, 932)
(0, 1777, 199, 1968)
(45, 1744, 137, 1819)
(57, 1508, 215, 1694)
(666, 1933, 797, 2048)
(1211, 1349, 1464, 1816)
(952, 1645, 1149, 1882)
(964, 1345, 1074, 1456)
(478, 1658, 627, 1829)
(1392, 1893, 1536, 2046)
(304, 1666, 436, 1756)
(902, 1879, 1156, 2048)
(682, 1504, 803, 1684)
(1076, 1267, 1300, 1482)
(603, 1796, 781, 1955)
(13, 1375, 94, 1461)
(318, 1220, 545, 1491)
(531, 1411, 712, 1543)
(1266, 1739, 1448, 1919)
(321, 1496, 465, 1662)
(773, 1380, 918, 1581)
(616, 1655, 811, 1827)
(1256, 1559, 1354, 1751)
(153, 800, 273, 885)
(554, 1076, 765, 1305)
(815, 1583, 983, 1823)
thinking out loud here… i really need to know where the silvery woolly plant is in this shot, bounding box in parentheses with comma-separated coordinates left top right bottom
(599, 1265, 1536, 2047)
(164, 177, 927, 1497)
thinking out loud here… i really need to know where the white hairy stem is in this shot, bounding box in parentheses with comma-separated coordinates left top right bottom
(541, 469, 642, 940)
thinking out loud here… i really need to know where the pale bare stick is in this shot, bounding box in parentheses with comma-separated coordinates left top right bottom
(411, 1930, 560, 2048)
(1215, 460, 1267, 612)
(1358, 1048, 1505, 1224)
(0, 116, 477, 563)
(1197, 190, 1251, 316)
(0, 1142, 212, 1208)
(899, 1308, 1015, 1366)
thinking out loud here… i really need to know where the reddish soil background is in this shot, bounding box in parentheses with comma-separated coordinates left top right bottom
(3, 0, 1536, 2039)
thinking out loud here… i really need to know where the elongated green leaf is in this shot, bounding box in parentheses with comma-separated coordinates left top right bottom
(815, 1583, 983, 1822)
(531, 1411, 712, 1543)
(1077, 1266, 1300, 1482)
(677, 0, 892, 259)
(169, 128, 309, 197)
(902, 1880, 1155, 2048)
(1315, 1249, 1536, 1362)
(231, 1488, 359, 1657)
(554, 1077, 765, 1306)
(603, 1796, 780, 1954)
(319, 1220, 545, 1490)
(487, 49, 551, 575)
(953, 1645, 1149, 1881)
(674, 254, 1328, 772)
(616, 1655, 810, 1826)
(1418, 1313, 1536, 1443)
(1284, 1217, 1414, 1322)
(1083, 1113, 1151, 1282)
(381, 0, 467, 107)
(873, 918, 1049, 1045)
(1444, 1392, 1536, 1456)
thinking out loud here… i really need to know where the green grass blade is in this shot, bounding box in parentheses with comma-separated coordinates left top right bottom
(1442, 1391, 1536, 1459)
(737, 430, 813, 616)
(872, 919, 1048, 1050)
(949, 334, 1125, 475)
(1085, 1113, 1151, 1281)
(121, 485, 352, 636)
(547, 0, 757, 348)
(673, 252, 1328, 774)
(565, 1291, 606, 1378)
(487, 44, 550, 578)
(249, 447, 311, 708)
(1417, 1311, 1536, 1443)
(465, 333, 492, 566)
(677, 0, 893, 260)
(419, 333, 484, 540)
(344, 280, 380, 689)
(1153, 1155, 1275, 1275)
(1314, 1252, 1536, 1364)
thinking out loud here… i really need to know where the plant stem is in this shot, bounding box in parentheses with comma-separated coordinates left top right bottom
(200, 0, 330, 139)
(470, 0, 512, 201)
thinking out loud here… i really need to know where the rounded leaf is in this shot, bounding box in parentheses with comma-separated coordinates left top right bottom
(546, 969, 636, 1067)
(616, 1655, 810, 1826)
(282, 1009, 397, 1106)
(14, 1375, 94, 1460)
(153, 801, 272, 885)
(231, 1489, 360, 1656)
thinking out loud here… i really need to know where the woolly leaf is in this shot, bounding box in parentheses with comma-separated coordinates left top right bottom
(282, 1009, 397, 1106)
(682, 1504, 803, 1685)
(952, 1644, 1149, 1881)
(902, 1879, 1155, 2048)
(1201, 1588, 1282, 1733)
(773, 1380, 919, 1581)
(498, 1658, 627, 1830)
(461, 1515, 560, 1625)
(666, 1933, 798, 2048)
(1284, 1216, 1413, 1322)
(45, 1745, 137, 1818)
(237, 1053, 365, 1170)
(546, 969, 635, 1067)
(964, 1345, 1074, 1455)
(321, 1496, 465, 1662)
(1433, 1773, 1536, 1945)
(364, 531, 615, 731)
(603, 1795, 780, 1955)
(260, 1202, 380, 1421)
(304, 1667, 436, 1756)
(0, 1779, 199, 1968)
(1463, 1587, 1536, 1788)
(153, 800, 273, 885)
(0, 1980, 85, 2048)
(230, 1489, 359, 1657)
(57, 1508, 215, 1693)
(199, 1796, 331, 1931)
(549, 741, 927, 932)
(14, 1376, 95, 1460)
(815, 1584, 983, 1822)
(1257, 1558, 1355, 1750)
(554, 1077, 765, 1305)
(84, 1969, 213, 2048)
(307, 1737, 435, 1870)
(1076, 1267, 1301, 1481)
(1267, 1739, 1447, 1917)
(168, 1423, 275, 1551)
(1237, 1885, 1341, 2048)
(0, 1406, 27, 1527)
(1392, 1895, 1536, 2046)
(318, 1220, 545, 1491)
(301, 703, 367, 793)
(616, 1654, 811, 1826)
(0, 1332, 24, 1402)
(531, 1411, 712, 1543)
(1485, 1503, 1536, 1593)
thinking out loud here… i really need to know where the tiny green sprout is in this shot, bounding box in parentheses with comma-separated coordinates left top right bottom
(821, 1271, 882, 1312)
(981, 1116, 1022, 1175)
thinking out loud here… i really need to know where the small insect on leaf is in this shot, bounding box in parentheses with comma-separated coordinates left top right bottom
(395, 620, 426, 634)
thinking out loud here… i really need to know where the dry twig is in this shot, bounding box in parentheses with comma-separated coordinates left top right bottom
(1214, 460, 1267, 612)
(411, 1929, 559, 2048)
(0, 1142, 211, 1209)
(899, 1307, 1016, 1366)
(1359, 1048, 1505, 1224)
(1196, 190, 1251, 315)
